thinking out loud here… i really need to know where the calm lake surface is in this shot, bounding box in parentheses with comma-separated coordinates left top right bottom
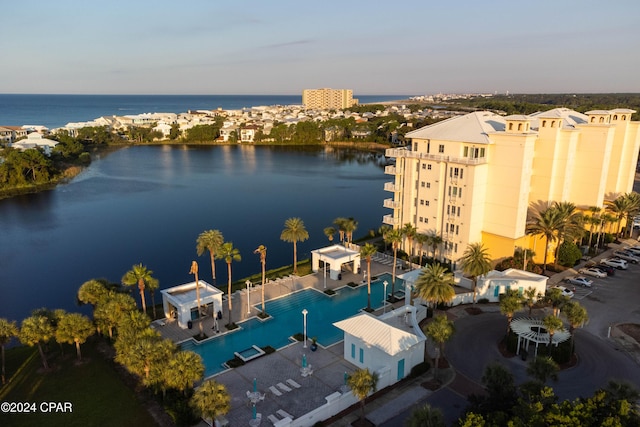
(0, 145, 388, 322)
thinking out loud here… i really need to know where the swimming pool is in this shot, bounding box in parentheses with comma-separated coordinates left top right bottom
(181, 273, 402, 377)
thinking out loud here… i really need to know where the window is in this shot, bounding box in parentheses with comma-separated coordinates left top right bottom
(425, 200, 430, 207)
(460, 169, 463, 179)
(622, 115, 627, 120)
(438, 144, 445, 153)
(426, 182, 431, 189)
(359, 348, 364, 363)
(422, 163, 426, 169)
(480, 148, 485, 157)
(508, 123, 513, 131)
(420, 199, 424, 205)
(517, 123, 522, 131)
(421, 181, 425, 188)
(464, 146, 469, 157)
(426, 141, 430, 154)
(427, 164, 432, 170)
(457, 206, 460, 216)
(455, 225, 459, 235)
(413, 142, 418, 151)
(419, 216, 423, 222)
(459, 188, 462, 197)
(542, 120, 547, 127)
(424, 218, 429, 224)
(454, 243, 458, 252)
(447, 205, 450, 215)
(351, 343, 355, 359)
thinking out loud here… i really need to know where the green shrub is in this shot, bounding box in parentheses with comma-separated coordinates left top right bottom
(478, 298, 490, 304)
(558, 241, 582, 267)
(409, 361, 431, 378)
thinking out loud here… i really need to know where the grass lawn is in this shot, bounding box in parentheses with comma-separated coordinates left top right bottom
(0, 338, 158, 427)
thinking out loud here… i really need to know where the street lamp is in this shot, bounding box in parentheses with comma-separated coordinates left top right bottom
(383, 281, 388, 314)
(323, 259, 327, 289)
(302, 309, 308, 348)
(246, 280, 251, 314)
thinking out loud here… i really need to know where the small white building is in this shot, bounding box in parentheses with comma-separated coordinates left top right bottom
(11, 132, 59, 155)
(334, 310, 426, 389)
(310, 244, 361, 280)
(161, 280, 223, 329)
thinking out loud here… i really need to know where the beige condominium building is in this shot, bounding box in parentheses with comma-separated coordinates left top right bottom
(302, 88, 357, 110)
(383, 108, 640, 267)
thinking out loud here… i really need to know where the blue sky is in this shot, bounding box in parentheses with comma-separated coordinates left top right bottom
(2, 0, 640, 95)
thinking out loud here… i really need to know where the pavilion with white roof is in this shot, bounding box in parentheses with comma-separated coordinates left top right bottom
(161, 280, 223, 329)
(310, 244, 361, 281)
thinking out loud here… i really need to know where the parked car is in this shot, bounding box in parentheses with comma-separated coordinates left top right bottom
(578, 267, 607, 278)
(613, 250, 640, 263)
(595, 264, 615, 276)
(600, 257, 628, 270)
(554, 286, 574, 298)
(565, 276, 593, 287)
(624, 246, 640, 256)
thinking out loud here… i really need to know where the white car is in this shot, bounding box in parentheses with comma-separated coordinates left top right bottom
(565, 276, 593, 287)
(600, 257, 628, 270)
(554, 286, 574, 298)
(578, 268, 606, 278)
(625, 246, 640, 256)
(613, 251, 639, 264)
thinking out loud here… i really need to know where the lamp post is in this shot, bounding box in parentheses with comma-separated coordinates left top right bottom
(383, 281, 388, 314)
(302, 309, 308, 348)
(246, 280, 251, 314)
(323, 260, 327, 289)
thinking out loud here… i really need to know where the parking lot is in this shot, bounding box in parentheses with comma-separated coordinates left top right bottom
(551, 241, 640, 338)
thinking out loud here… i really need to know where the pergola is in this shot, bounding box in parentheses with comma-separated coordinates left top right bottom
(510, 317, 571, 358)
(161, 280, 223, 329)
(310, 244, 361, 281)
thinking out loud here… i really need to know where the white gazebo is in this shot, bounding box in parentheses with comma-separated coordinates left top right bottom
(161, 280, 223, 329)
(510, 317, 571, 358)
(310, 244, 361, 280)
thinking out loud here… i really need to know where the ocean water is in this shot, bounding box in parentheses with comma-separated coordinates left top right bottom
(0, 94, 407, 129)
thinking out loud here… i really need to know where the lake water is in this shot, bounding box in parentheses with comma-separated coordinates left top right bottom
(0, 145, 388, 322)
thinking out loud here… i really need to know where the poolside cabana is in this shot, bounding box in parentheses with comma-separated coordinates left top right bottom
(310, 244, 361, 280)
(161, 280, 223, 329)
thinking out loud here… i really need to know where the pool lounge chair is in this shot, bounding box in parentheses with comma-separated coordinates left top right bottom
(277, 382, 292, 392)
(286, 379, 301, 389)
(269, 385, 282, 396)
(267, 414, 280, 425)
(277, 409, 294, 420)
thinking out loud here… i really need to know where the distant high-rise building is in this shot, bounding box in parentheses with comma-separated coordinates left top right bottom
(302, 88, 357, 110)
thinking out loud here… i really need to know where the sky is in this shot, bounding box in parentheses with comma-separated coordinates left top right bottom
(2, 0, 640, 95)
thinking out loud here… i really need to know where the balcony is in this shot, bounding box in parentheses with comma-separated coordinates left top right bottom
(383, 198, 400, 209)
(383, 182, 397, 192)
(384, 165, 397, 175)
(385, 147, 488, 166)
(382, 214, 399, 226)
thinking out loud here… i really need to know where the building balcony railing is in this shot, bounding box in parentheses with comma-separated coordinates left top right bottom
(384, 165, 397, 175)
(385, 147, 488, 166)
(382, 214, 399, 226)
(383, 182, 397, 192)
(383, 198, 401, 209)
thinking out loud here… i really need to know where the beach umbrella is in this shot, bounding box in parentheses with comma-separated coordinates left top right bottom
(302, 354, 307, 368)
(253, 377, 257, 392)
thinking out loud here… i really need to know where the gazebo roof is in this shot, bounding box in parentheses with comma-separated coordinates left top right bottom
(161, 280, 222, 307)
(310, 244, 359, 262)
(510, 317, 571, 344)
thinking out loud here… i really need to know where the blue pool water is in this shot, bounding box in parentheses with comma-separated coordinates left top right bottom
(182, 273, 402, 377)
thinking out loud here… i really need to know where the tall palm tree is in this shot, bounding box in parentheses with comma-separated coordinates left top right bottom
(77, 279, 109, 308)
(343, 217, 358, 244)
(424, 314, 455, 380)
(360, 243, 377, 311)
(94, 292, 137, 339)
(217, 242, 241, 325)
(499, 289, 523, 333)
(586, 206, 602, 249)
(254, 245, 267, 315)
(606, 196, 631, 238)
(523, 287, 538, 316)
(280, 217, 309, 274)
(0, 318, 18, 384)
(458, 242, 492, 304)
(402, 223, 418, 261)
(121, 263, 156, 314)
(542, 315, 564, 355)
(196, 229, 224, 285)
(415, 233, 429, 266)
(378, 224, 391, 252)
(562, 300, 588, 353)
(347, 368, 379, 423)
(55, 312, 95, 361)
(323, 226, 336, 244)
(384, 228, 403, 298)
(414, 263, 456, 309)
(334, 217, 348, 244)
(552, 201, 583, 268)
(526, 205, 563, 274)
(19, 315, 54, 370)
(426, 231, 443, 262)
(189, 261, 204, 337)
(190, 379, 232, 426)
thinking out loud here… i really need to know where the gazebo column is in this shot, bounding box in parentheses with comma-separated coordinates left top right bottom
(516, 335, 521, 355)
(311, 252, 320, 273)
(329, 261, 340, 280)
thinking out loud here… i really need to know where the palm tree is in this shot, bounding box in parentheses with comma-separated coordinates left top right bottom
(0, 318, 18, 384)
(196, 229, 224, 285)
(360, 243, 377, 311)
(424, 314, 455, 380)
(166, 350, 205, 396)
(458, 242, 492, 304)
(552, 201, 583, 268)
(347, 368, 379, 424)
(384, 228, 403, 298)
(77, 279, 109, 308)
(254, 245, 267, 315)
(146, 276, 160, 319)
(402, 223, 418, 261)
(378, 224, 391, 252)
(406, 404, 446, 427)
(523, 287, 538, 316)
(415, 233, 429, 266)
(606, 195, 633, 238)
(189, 261, 204, 338)
(115, 335, 175, 384)
(217, 242, 241, 326)
(94, 292, 137, 339)
(545, 287, 567, 317)
(121, 263, 156, 314)
(190, 379, 232, 426)
(323, 226, 336, 243)
(499, 289, 523, 333)
(562, 300, 588, 353)
(542, 314, 564, 355)
(526, 205, 563, 274)
(19, 315, 54, 370)
(55, 312, 95, 361)
(280, 217, 309, 274)
(343, 217, 358, 244)
(426, 231, 443, 262)
(334, 217, 348, 244)
(586, 206, 602, 249)
(597, 213, 616, 248)
(414, 263, 456, 310)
